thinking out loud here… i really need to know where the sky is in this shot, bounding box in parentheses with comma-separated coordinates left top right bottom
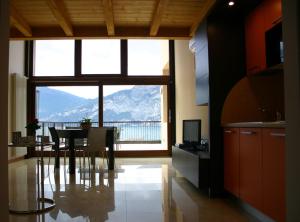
(35, 40, 168, 99)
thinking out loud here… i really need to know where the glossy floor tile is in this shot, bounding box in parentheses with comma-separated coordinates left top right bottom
(9, 157, 259, 222)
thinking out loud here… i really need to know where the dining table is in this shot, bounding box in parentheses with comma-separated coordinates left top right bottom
(56, 127, 115, 174)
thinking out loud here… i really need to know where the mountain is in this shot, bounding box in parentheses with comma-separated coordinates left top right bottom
(38, 86, 161, 122)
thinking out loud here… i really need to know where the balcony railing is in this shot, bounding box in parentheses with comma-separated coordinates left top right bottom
(38, 121, 161, 144)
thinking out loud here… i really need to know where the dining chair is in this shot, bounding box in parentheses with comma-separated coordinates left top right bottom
(64, 126, 87, 170)
(85, 127, 108, 172)
(48, 127, 68, 167)
(65, 126, 87, 147)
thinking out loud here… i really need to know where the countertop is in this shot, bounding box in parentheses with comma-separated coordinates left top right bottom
(222, 121, 286, 128)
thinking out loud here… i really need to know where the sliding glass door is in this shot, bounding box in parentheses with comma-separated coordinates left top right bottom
(103, 85, 168, 151)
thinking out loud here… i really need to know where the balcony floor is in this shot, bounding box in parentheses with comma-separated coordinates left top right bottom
(9, 158, 259, 222)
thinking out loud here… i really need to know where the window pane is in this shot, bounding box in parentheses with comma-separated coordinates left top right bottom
(82, 40, 121, 74)
(36, 86, 99, 123)
(103, 85, 168, 151)
(128, 40, 169, 76)
(34, 40, 74, 76)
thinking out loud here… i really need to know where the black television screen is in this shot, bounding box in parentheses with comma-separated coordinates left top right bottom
(183, 120, 201, 145)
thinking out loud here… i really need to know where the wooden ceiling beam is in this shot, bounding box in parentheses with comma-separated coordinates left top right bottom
(189, 0, 216, 37)
(150, 0, 169, 36)
(102, 0, 115, 36)
(10, 26, 191, 40)
(10, 5, 32, 37)
(46, 0, 73, 36)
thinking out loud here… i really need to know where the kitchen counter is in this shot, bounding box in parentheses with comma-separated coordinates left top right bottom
(222, 121, 286, 128)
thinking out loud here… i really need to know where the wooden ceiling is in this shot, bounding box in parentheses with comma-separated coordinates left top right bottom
(9, 0, 216, 40)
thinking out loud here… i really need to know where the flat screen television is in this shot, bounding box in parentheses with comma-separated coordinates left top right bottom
(183, 119, 201, 146)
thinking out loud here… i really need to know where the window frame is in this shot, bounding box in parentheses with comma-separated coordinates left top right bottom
(26, 40, 175, 157)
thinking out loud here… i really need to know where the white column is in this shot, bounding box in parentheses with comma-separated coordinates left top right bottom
(282, 0, 300, 221)
(0, 0, 9, 220)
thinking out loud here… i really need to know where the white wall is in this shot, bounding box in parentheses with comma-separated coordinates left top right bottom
(0, 0, 9, 219)
(8, 41, 27, 160)
(175, 40, 209, 143)
(9, 41, 25, 74)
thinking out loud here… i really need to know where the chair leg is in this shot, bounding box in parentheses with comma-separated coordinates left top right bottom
(88, 153, 91, 176)
(79, 150, 81, 170)
(83, 151, 86, 169)
(98, 151, 101, 170)
(48, 149, 51, 167)
(105, 151, 109, 170)
(64, 150, 66, 166)
(102, 151, 105, 169)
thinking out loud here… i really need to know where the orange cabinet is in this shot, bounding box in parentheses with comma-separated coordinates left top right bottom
(262, 128, 285, 222)
(223, 126, 286, 220)
(223, 128, 240, 197)
(245, 0, 282, 75)
(239, 128, 262, 210)
(263, 0, 282, 31)
(245, 4, 266, 75)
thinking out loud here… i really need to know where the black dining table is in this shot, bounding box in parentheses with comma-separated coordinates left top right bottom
(56, 127, 115, 174)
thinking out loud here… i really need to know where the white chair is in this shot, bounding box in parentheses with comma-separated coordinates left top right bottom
(85, 127, 108, 171)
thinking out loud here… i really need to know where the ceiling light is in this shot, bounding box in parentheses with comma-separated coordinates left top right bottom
(228, 1, 235, 6)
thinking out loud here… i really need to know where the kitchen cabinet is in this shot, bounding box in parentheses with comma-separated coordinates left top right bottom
(262, 128, 285, 222)
(239, 128, 262, 210)
(223, 128, 239, 197)
(245, 0, 282, 75)
(245, 4, 266, 75)
(223, 125, 286, 221)
(263, 0, 282, 31)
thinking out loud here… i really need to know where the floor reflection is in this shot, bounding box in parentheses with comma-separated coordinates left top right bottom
(9, 158, 258, 222)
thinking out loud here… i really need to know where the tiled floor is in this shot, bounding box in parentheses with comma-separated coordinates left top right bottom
(9, 157, 259, 222)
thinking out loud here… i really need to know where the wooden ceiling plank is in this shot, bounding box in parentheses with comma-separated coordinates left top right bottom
(10, 5, 32, 37)
(150, 0, 169, 36)
(189, 0, 216, 37)
(102, 0, 115, 36)
(46, 0, 73, 36)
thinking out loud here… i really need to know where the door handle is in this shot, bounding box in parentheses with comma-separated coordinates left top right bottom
(272, 17, 282, 25)
(224, 130, 234, 134)
(270, 132, 285, 137)
(240, 131, 256, 135)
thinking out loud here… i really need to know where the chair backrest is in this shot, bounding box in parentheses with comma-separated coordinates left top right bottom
(87, 127, 107, 152)
(48, 127, 59, 151)
(65, 126, 81, 129)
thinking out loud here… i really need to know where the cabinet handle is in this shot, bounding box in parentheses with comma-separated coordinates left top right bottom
(272, 17, 282, 25)
(224, 130, 233, 134)
(270, 132, 286, 137)
(248, 66, 260, 71)
(240, 131, 256, 135)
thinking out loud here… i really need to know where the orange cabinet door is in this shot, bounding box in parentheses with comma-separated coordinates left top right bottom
(245, 4, 266, 75)
(263, 0, 282, 31)
(239, 128, 262, 210)
(224, 128, 240, 197)
(262, 128, 285, 222)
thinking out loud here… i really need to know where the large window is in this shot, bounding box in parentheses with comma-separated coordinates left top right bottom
(29, 39, 173, 155)
(33, 39, 170, 76)
(34, 40, 75, 76)
(128, 40, 169, 76)
(81, 40, 121, 74)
